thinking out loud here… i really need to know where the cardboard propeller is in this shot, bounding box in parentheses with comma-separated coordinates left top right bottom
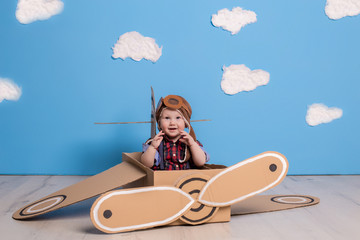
(90, 151, 290, 233)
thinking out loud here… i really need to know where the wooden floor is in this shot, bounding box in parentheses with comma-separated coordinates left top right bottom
(1, 175, 359, 240)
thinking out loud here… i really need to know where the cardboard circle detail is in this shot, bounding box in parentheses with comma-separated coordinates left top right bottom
(230, 195, 320, 216)
(271, 195, 315, 204)
(176, 174, 219, 225)
(13, 161, 147, 220)
(20, 195, 66, 216)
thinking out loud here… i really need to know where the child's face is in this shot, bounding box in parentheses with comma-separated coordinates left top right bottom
(159, 108, 186, 141)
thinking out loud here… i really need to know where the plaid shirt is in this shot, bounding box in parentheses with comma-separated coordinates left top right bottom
(151, 138, 204, 171)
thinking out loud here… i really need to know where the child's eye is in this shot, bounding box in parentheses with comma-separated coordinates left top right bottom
(176, 116, 181, 119)
(165, 117, 170, 120)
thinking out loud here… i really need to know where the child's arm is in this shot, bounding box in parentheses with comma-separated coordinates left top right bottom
(179, 131, 206, 167)
(140, 131, 164, 168)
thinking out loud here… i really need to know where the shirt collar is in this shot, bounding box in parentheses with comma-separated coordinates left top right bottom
(164, 136, 181, 144)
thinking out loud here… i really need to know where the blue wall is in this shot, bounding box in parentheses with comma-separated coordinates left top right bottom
(1, 0, 359, 175)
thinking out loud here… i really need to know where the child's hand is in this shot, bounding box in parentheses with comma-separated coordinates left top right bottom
(179, 131, 196, 147)
(150, 131, 165, 148)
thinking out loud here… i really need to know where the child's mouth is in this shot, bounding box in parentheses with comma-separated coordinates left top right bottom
(168, 128, 177, 131)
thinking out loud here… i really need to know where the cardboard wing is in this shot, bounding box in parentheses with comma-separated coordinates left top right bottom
(12, 161, 146, 220)
(231, 194, 320, 216)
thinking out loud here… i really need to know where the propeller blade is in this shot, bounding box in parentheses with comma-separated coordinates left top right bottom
(151, 86, 156, 138)
(91, 186, 194, 233)
(198, 152, 288, 207)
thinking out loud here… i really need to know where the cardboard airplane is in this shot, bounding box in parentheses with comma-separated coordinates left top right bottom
(13, 88, 319, 233)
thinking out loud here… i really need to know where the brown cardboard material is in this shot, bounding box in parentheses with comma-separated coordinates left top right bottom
(198, 152, 288, 207)
(231, 194, 320, 215)
(12, 151, 227, 221)
(13, 150, 319, 234)
(150, 86, 156, 138)
(12, 161, 146, 220)
(91, 186, 195, 233)
(175, 173, 219, 225)
(121, 151, 232, 226)
(89, 151, 290, 233)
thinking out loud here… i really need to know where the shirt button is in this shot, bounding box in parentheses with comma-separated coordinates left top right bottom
(173, 154, 176, 157)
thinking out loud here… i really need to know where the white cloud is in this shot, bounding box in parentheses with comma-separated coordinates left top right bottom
(0, 78, 22, 103)
(211, 7, 257, 35)
(221, 64, 270, 95)
(16, 0, 64, 24)
(306, 103, 343, 126)
(112, 31, 162, 63)
(325, 0, 360, 20)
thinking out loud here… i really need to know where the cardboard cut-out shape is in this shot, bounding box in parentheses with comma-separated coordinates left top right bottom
(91, 186, 195, 233)
(13, 161, 146, 220)
(150, 86, 156, 138)
(175, 173, 219, 225)
(198, 152, 287, 207)
(89, 151, 289, 233)
(231, 194, 320, 215)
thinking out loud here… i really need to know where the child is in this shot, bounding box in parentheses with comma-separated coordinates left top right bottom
(141, 95, 209, 170)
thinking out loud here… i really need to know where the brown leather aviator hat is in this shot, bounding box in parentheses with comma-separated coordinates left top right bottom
(155, 95, 196, 142)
